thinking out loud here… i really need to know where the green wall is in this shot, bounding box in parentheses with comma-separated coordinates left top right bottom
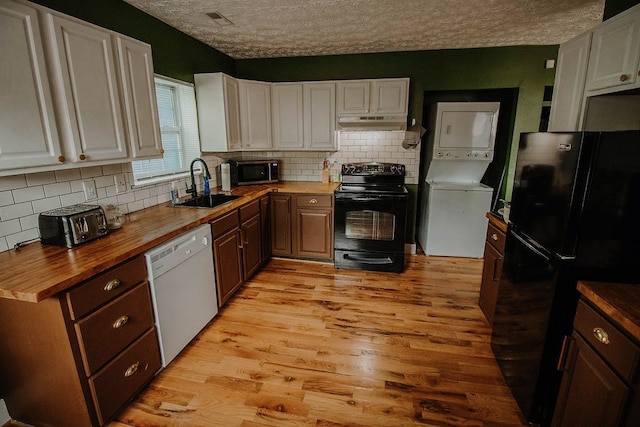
(237, 46, 558, 198)
(31, 0, 235, 82)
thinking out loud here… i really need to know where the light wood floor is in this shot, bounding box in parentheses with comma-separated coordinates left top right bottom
(111, 255, 527, 427)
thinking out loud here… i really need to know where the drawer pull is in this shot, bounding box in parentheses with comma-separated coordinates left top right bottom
(620, 74, 630, 82)
(124, 362, 140, 377)
(104, 279, 121, 291)
(309, 198, 318, 204)
(593, 327, 610, 344)
(112, 315, 129, 329)
(491, 233, 499, 241)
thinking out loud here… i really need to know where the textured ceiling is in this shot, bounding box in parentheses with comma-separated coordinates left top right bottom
(123, 0, 605, 59)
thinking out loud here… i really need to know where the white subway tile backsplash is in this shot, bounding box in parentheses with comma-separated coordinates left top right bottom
(80, 166, 103, 178)
(19, 214, 38, 231)
(55, 169, 81, 182)
(0, 175, 27, 191)
(0, 219, 21, 237)
(32, 197, 62, 213)
(6, 228, 39, 249)
(60, 192, 85, 206)
(26, 172, 56, 186)
(0, 202, 34, 221)
(0, 191, 14, 207)
(43, 182, 71, 197)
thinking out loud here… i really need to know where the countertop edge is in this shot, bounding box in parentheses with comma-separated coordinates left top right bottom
(577, 280, 640, 343)
(0, 182, 338, 303)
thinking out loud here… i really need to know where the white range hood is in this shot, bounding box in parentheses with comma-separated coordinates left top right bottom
(337, 115, 407, 131)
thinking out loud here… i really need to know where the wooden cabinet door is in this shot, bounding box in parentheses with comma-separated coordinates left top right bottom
(305, 82, 336, 150)
(45, 13, 128, 163)
(294, 207, 333, 260)
(0, 0, 63, 171)
(270, 195, 292, 256)
(260, 195, 272, 262)
(553, 334, 628, 427)
(239, 80, 272, 149)
(116, 36, 162, 159)
(371, 79, 409, 115)
(241, 214, 261, 279)
(586, 9, 640, 92)
(479, 241, 503, 326)
(213, 229, 243, 307)
(337, 81, 370, 114)
(272, 83, 304, 149)
(548, 32, 592, 131)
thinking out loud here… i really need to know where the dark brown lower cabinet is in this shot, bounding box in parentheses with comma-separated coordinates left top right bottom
(260, 195, 271, 262)
(552, 299, 639, 426)
(479, 220, 506, 326)
(211, 199, 263, 308)
(0, 256, 161, 427)
(270, 194, 292, 256)
(271, 193, 333, 261)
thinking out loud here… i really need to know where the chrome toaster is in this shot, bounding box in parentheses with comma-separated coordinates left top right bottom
(38, 204, 109, 248)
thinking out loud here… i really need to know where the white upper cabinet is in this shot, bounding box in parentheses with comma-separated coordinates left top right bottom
(337, 81, 370, 114)
(1, 0, 162, 176)
(272, 83, 304, 149)
(116, 36, 163, 159)
(0, 0, 63, 171)
(44, 12, 128, 163)
(239, 80, 272, 150)
(337, 78, 409, 115)
(304, 82, 336, 149)
(548, 32, 592, 131)
(585, 6, 640, 93)
(195, 73, 243, 152)
(272, 82, 336, 150)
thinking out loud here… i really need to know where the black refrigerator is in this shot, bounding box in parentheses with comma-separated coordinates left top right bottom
(490, 131, 640, 426)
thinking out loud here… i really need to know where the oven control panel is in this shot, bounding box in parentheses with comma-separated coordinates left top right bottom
(342, 163, 405, 176)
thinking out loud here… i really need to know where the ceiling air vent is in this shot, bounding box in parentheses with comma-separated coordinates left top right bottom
(206, 11, 234, 26)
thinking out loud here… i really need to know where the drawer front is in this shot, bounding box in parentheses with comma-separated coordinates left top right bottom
(211, 209, 239, 237)
(239, 199, 260, 222)
(486, 222, 506, 253)
(296, 194, 332, 208)
(75, 283, 155, 376)
(89, 328, 161, 426)
(66, 256, 146, 320)
(574, 299, 640, 381)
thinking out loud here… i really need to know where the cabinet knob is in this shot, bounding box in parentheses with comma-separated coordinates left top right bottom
(593, 327, 610, 344)
(620, 74, 630, 82)
(79, 154, 86, 161)
(112, 315, 129, 329)
(58, 155, 65, 163)
(309, 198, 318, 204)
(104, 279, 121, 291)
(491, 233, 498, 241)
(124, 361, 140, 377)
(160, 148, 165, 154)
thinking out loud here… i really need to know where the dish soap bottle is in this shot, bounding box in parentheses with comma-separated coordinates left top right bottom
(170, 181, 179, 205)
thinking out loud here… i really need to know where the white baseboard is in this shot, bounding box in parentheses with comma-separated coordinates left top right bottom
(405, 243, 416, 254)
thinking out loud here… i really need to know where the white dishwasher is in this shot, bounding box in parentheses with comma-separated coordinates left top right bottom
(145, 223, 218, 367)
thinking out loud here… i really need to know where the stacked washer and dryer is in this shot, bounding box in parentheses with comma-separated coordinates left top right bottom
(418, 102, 500, 258)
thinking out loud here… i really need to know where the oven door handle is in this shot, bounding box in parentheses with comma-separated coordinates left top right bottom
(344, 254, 393, 264)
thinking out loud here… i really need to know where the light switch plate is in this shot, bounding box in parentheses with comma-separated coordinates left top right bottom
(82, 179, 97, 200)
(114, 174, 127, 193)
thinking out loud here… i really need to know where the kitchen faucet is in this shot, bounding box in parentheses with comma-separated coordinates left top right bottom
(187, 158, 211, 200)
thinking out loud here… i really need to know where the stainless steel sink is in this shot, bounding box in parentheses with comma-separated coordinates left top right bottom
(175, 194, 241, 208)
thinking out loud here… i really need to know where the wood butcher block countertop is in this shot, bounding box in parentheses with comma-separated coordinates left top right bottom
(578, 281, 640, 342)
(0, 182, 338, 303)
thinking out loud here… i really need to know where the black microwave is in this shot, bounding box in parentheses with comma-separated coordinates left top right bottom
(229, 159, 279, 186)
